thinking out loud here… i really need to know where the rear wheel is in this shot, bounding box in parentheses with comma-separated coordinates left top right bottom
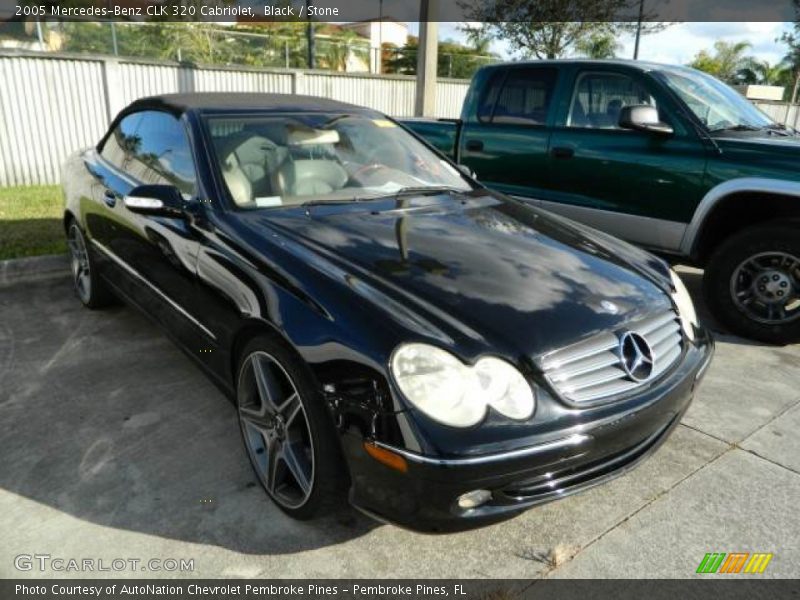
(66, 221, 114, 309)
(236, 335, 346, 519)
(704, 223, 800, 344)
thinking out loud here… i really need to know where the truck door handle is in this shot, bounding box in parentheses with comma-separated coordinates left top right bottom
(551, 146, 575, 159)
(465, 139, 483, 152)
(103, 189, 117, 208)
(550, 146, 575, 158)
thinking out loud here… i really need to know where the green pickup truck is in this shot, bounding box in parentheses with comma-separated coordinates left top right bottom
(401, 59, 800, 344)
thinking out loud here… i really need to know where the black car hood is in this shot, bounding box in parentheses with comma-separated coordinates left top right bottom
(244, 193, 673, 359)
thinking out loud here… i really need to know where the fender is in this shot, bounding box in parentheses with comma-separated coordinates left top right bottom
(680, 177, 800, 257)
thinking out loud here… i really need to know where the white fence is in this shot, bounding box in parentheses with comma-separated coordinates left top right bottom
(3, 51, 799, 188)
(753, 101, 800, 131)
(0, 51, 470, 187)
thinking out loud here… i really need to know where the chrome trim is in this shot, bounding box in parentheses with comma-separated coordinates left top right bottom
(90, 239, 217, 341)
(124, 196, 164, 211)
(680, 177, 800, 256)
(374, 433, 591, 466)
(540, 309, 683, 405)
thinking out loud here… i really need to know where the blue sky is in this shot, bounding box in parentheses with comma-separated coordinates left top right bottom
(406, 22, 792, 66)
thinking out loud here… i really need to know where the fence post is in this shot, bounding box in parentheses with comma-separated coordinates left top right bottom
(100, 58, 124, 124)
(292, 71, 306, 95)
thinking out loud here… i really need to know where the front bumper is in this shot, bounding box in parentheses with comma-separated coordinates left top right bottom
(344, 329, 714, 533)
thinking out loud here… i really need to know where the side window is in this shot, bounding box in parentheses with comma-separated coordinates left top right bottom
(487, 68, 557, 126)
(476, 71, 505, 123)
(126, 111, 197, 195)
(568, 72, 657, 129)
(100, 113, 142, 171)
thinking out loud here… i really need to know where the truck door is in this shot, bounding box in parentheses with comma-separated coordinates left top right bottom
(459, 66, 558, 200)
(544, 67, 707, 252)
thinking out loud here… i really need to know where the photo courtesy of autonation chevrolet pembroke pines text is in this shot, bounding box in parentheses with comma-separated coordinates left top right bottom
(0, 0, 798, 596)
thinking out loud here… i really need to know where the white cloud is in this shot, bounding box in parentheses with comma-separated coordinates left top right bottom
(618, 22, 790, 66)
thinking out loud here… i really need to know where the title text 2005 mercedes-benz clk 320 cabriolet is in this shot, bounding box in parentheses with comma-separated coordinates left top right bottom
(62, 93, 713, 532)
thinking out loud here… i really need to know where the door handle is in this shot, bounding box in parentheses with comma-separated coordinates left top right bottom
(551, 146, 575, 159)
(103, 189, 117, 208)
(465, 139, 483, 152)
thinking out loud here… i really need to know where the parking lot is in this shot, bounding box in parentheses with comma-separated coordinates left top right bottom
(1, 266, 798, 579)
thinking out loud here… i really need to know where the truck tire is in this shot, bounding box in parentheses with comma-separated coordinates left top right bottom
(704, 223, 800, 344)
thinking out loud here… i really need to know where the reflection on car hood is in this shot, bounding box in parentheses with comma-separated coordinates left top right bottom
(245, 193, 674, 358)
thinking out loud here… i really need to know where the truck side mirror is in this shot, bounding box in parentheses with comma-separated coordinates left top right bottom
(619, 105, 674, 136)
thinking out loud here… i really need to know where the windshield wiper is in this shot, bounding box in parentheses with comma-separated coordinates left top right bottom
(299, 197, 376, 208)
(300, 186, 465, 208)
(709, 123, 762, 133)
(393, 185, 464, 198)
(765, 122, 793, 136)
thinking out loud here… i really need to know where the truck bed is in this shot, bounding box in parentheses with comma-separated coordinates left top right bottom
(398, 118, 460, 160)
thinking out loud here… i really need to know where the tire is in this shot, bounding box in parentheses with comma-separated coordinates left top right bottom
(235, 334, 347, 519)
(66, 220, 115, 309)
(703, 223, 800, 344)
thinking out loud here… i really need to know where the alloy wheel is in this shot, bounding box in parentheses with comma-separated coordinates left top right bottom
(67, 224, 92, 303)
(237, 351, 315, 509)
(731, 251, 800, 325)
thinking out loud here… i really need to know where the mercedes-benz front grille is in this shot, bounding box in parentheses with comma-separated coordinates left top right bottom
(539, 310, 683, 404)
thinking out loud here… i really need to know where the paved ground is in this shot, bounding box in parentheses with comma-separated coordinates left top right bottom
(1, 267, 798, 579)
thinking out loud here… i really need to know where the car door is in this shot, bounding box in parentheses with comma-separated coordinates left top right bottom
(544, 67, 708, 252)
(89, 110, 218, 353)
(459, 66, 559, 199)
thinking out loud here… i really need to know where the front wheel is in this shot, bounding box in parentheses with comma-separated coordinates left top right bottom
(235, 335, 347, 519)
(704, 223, 800, 344)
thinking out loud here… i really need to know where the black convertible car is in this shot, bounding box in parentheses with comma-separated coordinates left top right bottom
(62, 93, 713, 532)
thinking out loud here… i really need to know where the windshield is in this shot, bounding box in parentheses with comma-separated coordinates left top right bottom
(655, 67, 775, 132)
(204, 113, 471, 209)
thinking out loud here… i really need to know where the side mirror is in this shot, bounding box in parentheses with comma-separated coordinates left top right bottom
(618, 105, 674, 135)
(123, 184, 185, 217)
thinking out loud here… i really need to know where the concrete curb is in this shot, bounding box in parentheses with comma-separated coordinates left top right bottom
(0, 253, 70, 286)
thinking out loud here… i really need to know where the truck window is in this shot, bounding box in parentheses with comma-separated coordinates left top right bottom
(568, 72, 657, 129)
(480, 68, 557, 126)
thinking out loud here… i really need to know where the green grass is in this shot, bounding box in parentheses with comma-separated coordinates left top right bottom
(0, 185, 66, 260)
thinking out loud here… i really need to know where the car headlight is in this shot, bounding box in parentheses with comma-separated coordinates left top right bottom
(670, 270, 698, 341)
(390, 343, 535, 427)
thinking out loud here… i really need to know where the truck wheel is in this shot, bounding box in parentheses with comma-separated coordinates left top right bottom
(704, 223, 800, 344)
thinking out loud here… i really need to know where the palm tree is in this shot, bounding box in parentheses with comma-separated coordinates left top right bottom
(713, 40, 754, 83)
(574, 32, 622, 59)
(463, 27, 492, 55)
(689, 40, 754, 84)
(738, 59, 789, 85)
(318, 30, 369, 72)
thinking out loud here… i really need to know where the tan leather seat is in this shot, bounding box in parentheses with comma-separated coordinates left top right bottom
(274, 160, 348, 197)
(221, 153, 253, 207)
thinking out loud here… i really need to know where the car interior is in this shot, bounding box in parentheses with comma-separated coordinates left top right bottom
(214, 125, 354, 207)
(209, 117, 465, 209)
(569, 75, 657, 128)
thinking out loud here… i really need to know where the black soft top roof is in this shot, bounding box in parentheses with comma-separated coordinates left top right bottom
(125, 93, 370, 116)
